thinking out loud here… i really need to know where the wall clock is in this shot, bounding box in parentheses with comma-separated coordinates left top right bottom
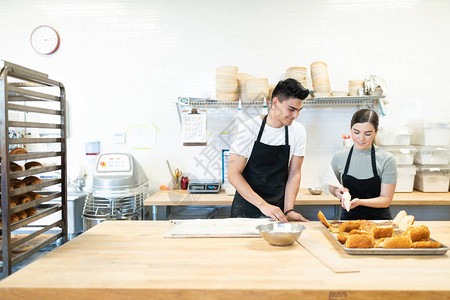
(30, 25, 60, 55)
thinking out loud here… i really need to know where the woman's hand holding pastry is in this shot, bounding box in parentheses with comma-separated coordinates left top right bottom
(334, 187, 348, 200)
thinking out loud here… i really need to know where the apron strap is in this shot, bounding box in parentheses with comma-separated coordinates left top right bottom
(256, 115, 289, 145)
(343, 146, 354, 175)
(256, 115, 267, 142)
(284, 125, 289, 145)
(343, 145, 378, 177)
(370, 144, 378, 177)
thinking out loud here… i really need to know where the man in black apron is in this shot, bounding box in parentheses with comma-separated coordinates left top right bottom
(228, 79, 309, 222)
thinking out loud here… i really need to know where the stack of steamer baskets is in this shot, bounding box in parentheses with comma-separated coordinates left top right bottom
(285, 67, 308, 89)
(245, 78, 269, 101)
(216, 65, 239, 101)
(237, 73, 255, 101)
(348, 80, 365, 96)
(310, 61, 331, 97)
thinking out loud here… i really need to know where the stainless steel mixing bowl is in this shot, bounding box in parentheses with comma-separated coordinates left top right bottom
(308, 187, 323, 195)
(256, 223, 306, 246)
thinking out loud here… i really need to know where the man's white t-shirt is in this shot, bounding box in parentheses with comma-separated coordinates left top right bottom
(230, 115, 306, 166)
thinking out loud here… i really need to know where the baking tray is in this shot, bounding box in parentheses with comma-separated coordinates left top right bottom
(322, 221, 449, 255)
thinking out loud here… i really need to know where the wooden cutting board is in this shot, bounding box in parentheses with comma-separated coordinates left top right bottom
(297, 231, 359, 274)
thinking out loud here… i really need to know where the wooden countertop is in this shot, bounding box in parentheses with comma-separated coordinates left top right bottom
(0, 220, 449, 299)
(144, 188, 450, 206)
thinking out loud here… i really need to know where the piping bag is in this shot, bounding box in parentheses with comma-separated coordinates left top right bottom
(319, 165, 351, 212)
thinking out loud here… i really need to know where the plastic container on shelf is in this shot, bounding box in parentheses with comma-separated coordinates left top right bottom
(414, 146, 449, 165)
(414, 165, 450, 192)
(409, 120, 450, 146)
(395, 165, 416, 192)
(383, 145, 417, 165)
(378, 127, 411, 146)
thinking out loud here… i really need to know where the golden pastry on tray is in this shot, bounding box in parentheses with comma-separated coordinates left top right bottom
(317, 210, 443, 250)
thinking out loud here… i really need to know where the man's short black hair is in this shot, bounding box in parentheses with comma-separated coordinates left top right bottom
(272, 78, 309, 102)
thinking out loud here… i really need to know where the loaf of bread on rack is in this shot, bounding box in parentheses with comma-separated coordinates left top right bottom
(10, 179, 26, 189)
(16, 210, 28, 220)
(25, 161, 44, 170)
(10, 214, 19, 223)
(26, 207, 37, 217)
(16, 194, 31, 204)
(9, 147, 28, 155)
(23, 176, 42, 186)
(9, 162, 23, 172)
(27, 191, 42, 201)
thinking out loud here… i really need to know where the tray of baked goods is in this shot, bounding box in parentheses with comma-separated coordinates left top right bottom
(318, 210, 449, 255)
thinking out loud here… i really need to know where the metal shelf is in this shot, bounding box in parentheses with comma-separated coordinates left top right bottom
(177, 95, 383, 107)
(176, 96, 384, 124)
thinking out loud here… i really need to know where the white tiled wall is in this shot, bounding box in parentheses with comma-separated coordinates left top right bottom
(1, 0, 449, 192)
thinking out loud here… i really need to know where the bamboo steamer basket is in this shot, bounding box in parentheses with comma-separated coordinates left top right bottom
(313, 92, 331, 98)
(285, 66, 307, 81)
(216, 65, 238, 75)
(311, 61, 330, 92)
(348, 80, 364, 96)
(332, 91, 349, 97)
(237, 73, 255, 101)
(246, 78, 269, 101)
(216, 92, 238, 102)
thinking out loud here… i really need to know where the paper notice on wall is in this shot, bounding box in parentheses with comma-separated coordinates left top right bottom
(127, 123, 157, 150)
(182, 110, 207, 146)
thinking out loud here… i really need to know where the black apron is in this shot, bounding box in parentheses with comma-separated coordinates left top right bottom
(230, 115, 290, 218)
(340, 145, 391, 220)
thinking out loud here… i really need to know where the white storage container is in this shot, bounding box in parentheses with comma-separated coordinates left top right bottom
(395, 165, 416, 192)
(383, 146, 417, 165)
(378, 127, 411, 146)
(409, 120, 450, 146)
(414, 165, 450, 192)
(414, 146, 449, 165)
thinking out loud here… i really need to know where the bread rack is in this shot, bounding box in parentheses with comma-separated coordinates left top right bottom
(0, 60, 68, 278)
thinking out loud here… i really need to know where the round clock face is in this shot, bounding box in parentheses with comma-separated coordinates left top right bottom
(30, 25, 60, 55)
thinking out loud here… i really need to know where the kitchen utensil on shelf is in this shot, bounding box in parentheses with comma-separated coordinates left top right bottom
(256, 223, 305, 246)
(166, 160, 177, 188)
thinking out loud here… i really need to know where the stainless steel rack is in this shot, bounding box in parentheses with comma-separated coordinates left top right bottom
(176, 95, 384, 124)
(0, 60, 67, 278)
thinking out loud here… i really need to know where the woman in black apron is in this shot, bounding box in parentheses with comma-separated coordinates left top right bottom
(329, 109, 397, 220)
(228, 79, 309, 222)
